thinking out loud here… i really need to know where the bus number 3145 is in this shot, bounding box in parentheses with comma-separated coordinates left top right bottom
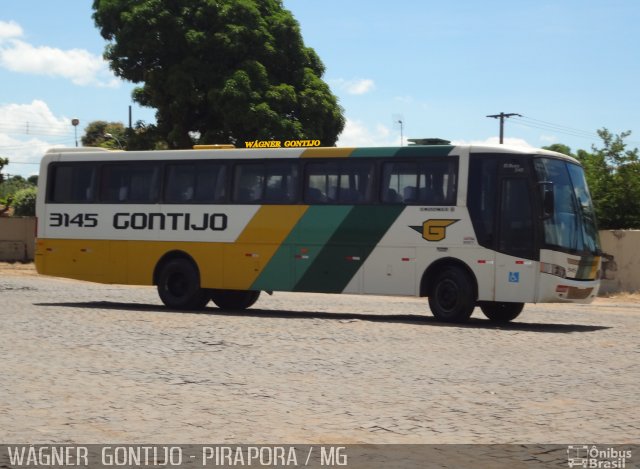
(49, 213, 98, 228)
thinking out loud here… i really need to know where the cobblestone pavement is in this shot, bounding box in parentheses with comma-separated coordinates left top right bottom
(0, 266, 638, 444)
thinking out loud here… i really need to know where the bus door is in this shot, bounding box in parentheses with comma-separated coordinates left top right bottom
(494, 159, 537, 303)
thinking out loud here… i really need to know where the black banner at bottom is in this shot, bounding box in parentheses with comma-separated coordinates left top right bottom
(0, 444, 637, 469)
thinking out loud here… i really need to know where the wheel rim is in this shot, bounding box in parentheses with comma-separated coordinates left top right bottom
(436, 278, 459, 313)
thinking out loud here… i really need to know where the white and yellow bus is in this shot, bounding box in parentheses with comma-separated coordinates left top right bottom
(35, 143, 601, 323)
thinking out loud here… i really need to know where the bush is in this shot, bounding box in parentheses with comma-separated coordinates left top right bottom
(12, 187, 37, 216)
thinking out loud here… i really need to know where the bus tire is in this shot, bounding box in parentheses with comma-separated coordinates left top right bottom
(210, 290, 260, 310)
(480, 302, 524, 323)
(428, 266, 475, 323)
(157, 258, 210, 310)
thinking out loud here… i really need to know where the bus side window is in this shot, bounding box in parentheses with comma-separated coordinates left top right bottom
(264, 162, 298, 203)
(382, 159, 457, 205)
(49, 164, 97, 203)
(233, 163, 263, 203)
(305, 161, 373, 204)
(165, 164, 196, 203)
(232, 161, 298, 204)
(194, 162, 227, 202)
(101, 164, 160, 203)
(381, 162, 418, 204)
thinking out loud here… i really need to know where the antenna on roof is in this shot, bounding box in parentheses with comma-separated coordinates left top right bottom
(392, 114, 404, 146)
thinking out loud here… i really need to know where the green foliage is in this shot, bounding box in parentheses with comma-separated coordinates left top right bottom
(82, 121, 127, 149)
(0, 175, 31, 199)
(546, 129, 640, 229)
(0, 174, 38, 216)
(92, 0, 345, 148)
(0, 157, 8, 184)
(125, 120, 169, 151)
(12, 186, 37, 216)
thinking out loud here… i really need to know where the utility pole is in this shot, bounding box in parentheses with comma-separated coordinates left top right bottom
(486, 112, 521, 144)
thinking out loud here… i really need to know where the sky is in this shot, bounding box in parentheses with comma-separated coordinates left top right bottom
(1, 0, 639, 177)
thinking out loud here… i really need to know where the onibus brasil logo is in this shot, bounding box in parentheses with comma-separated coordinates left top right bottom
(567, 445, 632, 468)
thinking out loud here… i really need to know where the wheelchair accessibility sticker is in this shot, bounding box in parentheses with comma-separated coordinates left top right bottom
(508, 272, 520, 283)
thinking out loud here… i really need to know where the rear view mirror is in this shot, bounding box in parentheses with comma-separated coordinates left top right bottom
(539, 181, 554, 219)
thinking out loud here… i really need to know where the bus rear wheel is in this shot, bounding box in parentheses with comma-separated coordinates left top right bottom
(428, 266, 475, 323)
(480, 302, 524, 323)
(157, 258, 210, 310)
(210, 290, 260, 310)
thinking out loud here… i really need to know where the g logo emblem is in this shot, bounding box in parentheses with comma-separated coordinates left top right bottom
(410, 219, 459, 241)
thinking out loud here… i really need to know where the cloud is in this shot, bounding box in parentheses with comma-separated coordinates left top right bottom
(0, 100, 71, 135)
(332, 78, 376, 95)
(452, 136, 535, 148)
(0, 21, 118, 87)
(539, 134, 558, 143)
(0, 100, 74, 176)
(0, 20, 23, 40)
(337, 118, 403, 147)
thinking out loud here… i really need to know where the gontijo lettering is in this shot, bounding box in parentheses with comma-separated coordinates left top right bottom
(244, 140, 321, 148)
(113, 212, 228, 231)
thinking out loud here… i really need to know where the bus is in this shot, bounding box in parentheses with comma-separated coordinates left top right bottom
(34, 143, 601, 323)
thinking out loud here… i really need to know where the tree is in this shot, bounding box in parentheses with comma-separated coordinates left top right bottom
(0, 157, 8, 184)
(92, 0, 345, 148)
(545, 129, 640, 229)
(0, 174, 36, 216)
(81, 121, 127, 149)
(125, 120, 169, 151)
(12, 186, 37, 216)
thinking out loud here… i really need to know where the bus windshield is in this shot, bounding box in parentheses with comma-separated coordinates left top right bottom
(534, 157, 600, 255)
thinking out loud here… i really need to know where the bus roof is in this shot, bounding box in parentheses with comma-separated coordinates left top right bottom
(42, 144, 579, 165)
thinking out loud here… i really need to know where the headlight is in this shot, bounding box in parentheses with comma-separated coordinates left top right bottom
(540, 262, 567, 278)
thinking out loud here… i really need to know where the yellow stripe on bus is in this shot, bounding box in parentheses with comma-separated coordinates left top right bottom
(221, 205, 309, 290)
(301, 147, 353, 158)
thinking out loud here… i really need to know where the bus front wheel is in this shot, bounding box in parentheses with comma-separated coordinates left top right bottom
(157, 258, 210, 310)
(210, 290, 260, 310)
(428, 266, 475, 323)
(479, 302, 524, 323)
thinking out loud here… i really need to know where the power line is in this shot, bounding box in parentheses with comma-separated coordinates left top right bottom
(511, 116, 600, 140)
(508, 115, 640, 147)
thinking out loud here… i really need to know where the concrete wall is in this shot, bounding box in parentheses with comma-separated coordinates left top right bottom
(599, 230, 640, 294)
(0, 219, 638, 293)
(0, 217, 35, 261)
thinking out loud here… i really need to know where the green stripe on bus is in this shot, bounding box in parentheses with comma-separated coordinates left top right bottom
(293, 205, 404, 293)
(351, 146, 454, 158)
(250, 205, 352, 291)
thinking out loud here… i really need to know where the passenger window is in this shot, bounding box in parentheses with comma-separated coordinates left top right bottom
(195, 163, 227, 202)
(165, 162, 227, 203)
(101, 164, 160, 203)
(49, 164, 97, 203)
(165, 164, 196, 202)
(233, 161, 298, 204)
(234, 164, 264, 203)
(382, 159, 457, 205)
(305, 161, 373, 204)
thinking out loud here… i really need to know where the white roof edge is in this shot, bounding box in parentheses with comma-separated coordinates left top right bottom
(45, 147, 112, 154)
